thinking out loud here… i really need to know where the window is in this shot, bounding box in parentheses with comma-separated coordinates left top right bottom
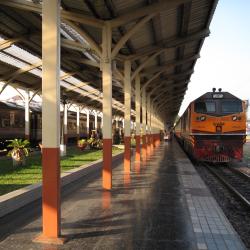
(194, 101, 216, 113)
(221, 101, 242, 114)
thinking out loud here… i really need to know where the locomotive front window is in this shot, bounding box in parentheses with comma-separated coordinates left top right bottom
(221, 101, 242, 114)
(194, 101, 216, 113)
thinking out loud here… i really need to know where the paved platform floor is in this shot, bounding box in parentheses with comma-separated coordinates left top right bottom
(0, 140, 246, 250)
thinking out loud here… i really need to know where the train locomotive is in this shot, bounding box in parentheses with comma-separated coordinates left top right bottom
(175, 89, 247, 162)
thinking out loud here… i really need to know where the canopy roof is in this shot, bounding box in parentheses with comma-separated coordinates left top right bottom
(0, 0, 218, 124)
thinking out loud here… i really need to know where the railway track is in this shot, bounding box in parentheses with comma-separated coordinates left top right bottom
(203, 164, 250, 208)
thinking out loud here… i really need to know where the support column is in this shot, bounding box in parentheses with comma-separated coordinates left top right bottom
(102, 23, 112, 190)
(100, 113, 103, 129)
(142, 89, 147, 160)
(146, 96, 151, 155)
(115, 117, 119, 129)
(86, 109, 90, 138)
(150, 102, 154, 151)
(124, 60, 131, 173)
(24, 90, 30, 141)
(35, 0, 63, 244)
(63, 103, 68, 145)
(122, 118, 124, 129)
(76, 106, 80, 141)
(135, 74, 141, 162)
(94, 111, 98, 130)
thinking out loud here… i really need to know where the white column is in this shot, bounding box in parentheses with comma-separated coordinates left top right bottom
(94, 111, 98, 130)
(64, 103, 67, 140)
(124, 60, 131, 172)
(124, 60, 131, 137)
(115, 117, 119, 129)
(142, 89, 146, 137)
(102, 23, 112, 190)
(24, 90, 30, 140)
(147, 96, 151, 134)
(135, 75, 141, 135)
(40, 0, 61, 240)
(76, 106, 80, 136)
(100, 113, 103, 129)
(102, 24, 112, 140)
(86, 109, 90, 136)
(122, 118, 125, 129)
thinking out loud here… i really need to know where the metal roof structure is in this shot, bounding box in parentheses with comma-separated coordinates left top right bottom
(0, 0, 218, 125)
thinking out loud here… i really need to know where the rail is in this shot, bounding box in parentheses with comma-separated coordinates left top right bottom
(203, 164, 250, 208)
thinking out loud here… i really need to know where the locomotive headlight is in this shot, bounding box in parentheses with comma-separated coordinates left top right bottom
(200, 116, 206, 121)
(232, 116, 237, 121)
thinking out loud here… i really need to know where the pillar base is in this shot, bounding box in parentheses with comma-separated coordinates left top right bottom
(142, 135, 147, 160)
(124, 136, 131, 173)
(146, 134, 151, 155)
(33, 234, 67, 245)
(135, 135, 141, 162)
(102, 139, 112, 190)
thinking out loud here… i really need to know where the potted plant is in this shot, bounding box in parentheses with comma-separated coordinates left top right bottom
(77, 139, 88, 151)
(87, 137, 95, 149)
(7, 139, 30, 167)
(95, 139, 103, 149)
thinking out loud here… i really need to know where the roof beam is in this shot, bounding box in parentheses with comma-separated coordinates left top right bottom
(0, 37, 21, 51)
(154, 89, 185, 104)
(142, 54, 199, 75)
(142, 71, 163, 91)
(157, 98, 183, 112)
(63, 56, 99, 68)
(131, 50, 163, 80)
(61, 38, 91, 52)
(149, 79, 189, 97)
(111, 14, 155, 59)
(0, 0, 104, 28)
(0, 61, 42, 95)
(109, 0, 189, 28)
(63, 20, 102, 57)
(128, 29, 209, 61)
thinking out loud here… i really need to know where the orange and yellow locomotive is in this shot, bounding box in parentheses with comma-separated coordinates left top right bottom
(175, 89, 247, 162)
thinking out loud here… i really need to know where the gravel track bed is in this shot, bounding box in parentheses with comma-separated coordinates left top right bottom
(195, 164, 250, 249)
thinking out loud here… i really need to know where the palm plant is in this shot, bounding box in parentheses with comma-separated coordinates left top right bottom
(7, 139, 30, 167)
(77, 139, 88, 150)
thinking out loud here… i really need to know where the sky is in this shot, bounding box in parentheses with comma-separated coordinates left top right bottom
(178, 0, 250, 116)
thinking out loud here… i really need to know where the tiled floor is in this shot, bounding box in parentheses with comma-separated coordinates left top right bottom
(0, 140, 246, 250)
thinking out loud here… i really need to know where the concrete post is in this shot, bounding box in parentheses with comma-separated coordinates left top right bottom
(24, 90, 30, 141)
(150, 101, 154, 151)
(76, 106, 80, 141)
(135, 74, 141, 162)
(36, 0, 63, 244)
(115, 117, 119, 129)
(94, 111, 98, 130)
(102, 23, 112, 190)
(86, 109, 90, 138)
(146, 96, 151, 155)
(142, 89, 147, 160)
(63, 103, 68, 145)
(124, 60, 131, 173)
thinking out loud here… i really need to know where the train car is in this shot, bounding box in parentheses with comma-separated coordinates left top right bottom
(0, 100, 100, 148)
(175, 89, 246, 162)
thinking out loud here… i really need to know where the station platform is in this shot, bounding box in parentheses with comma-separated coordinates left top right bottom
(0, 140, 246, 250)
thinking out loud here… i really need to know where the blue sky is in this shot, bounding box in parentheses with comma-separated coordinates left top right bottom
(179, 0, 250, 116)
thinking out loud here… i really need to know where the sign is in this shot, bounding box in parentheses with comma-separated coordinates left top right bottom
(212, 93, 224, 98)
(213, 94, 224, 99)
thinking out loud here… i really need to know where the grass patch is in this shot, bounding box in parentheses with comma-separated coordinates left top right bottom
(0, 146, 123, 196)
